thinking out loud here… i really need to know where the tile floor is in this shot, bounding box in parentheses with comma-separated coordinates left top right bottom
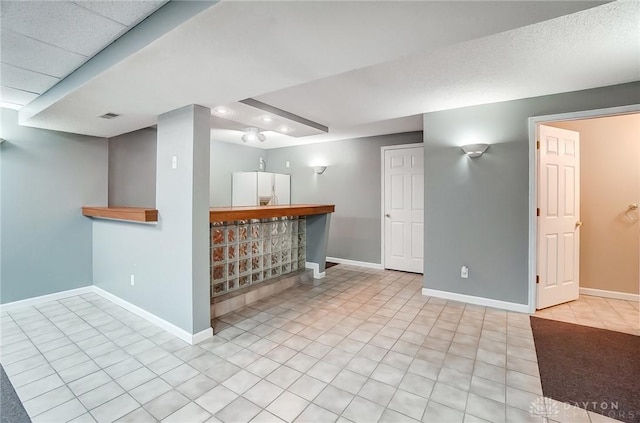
(534, 295, 640, 336)
(0, 266, 624, 423)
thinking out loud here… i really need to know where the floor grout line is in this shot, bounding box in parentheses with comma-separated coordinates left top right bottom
(1, 267, 630, 423)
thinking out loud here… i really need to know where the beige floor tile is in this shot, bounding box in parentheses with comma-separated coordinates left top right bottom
(6, 266, 620, 423)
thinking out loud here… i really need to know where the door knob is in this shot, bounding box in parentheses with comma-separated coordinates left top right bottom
(624, 204, 639, 222)
(575, 221, 583, 228)
(385, 214, 391, 218)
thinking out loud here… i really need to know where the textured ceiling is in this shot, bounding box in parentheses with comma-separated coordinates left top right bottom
(255, 0, 640, 132)
(0, 0, 167, 109)
(5, 1, 639, 149)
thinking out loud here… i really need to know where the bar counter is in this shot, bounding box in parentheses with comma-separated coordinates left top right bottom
(208, 204, 334, 318)
(82, 206, 158, 222)
(209, 204, 335, 222)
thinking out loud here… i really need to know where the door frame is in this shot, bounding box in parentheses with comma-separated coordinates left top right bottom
(380, 143, 424, 270)
(527, 104, 640, 313)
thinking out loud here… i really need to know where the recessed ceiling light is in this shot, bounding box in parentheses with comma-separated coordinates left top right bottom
(214, 108, 228, 114)
(261, 117, 272, 122)
(280, 126, 290, 132)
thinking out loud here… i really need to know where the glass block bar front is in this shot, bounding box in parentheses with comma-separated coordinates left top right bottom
(210, 216, 306, 297)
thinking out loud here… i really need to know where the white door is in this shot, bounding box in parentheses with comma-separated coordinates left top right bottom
(384, 146, 424, 273)
(537, 125, 581, 309)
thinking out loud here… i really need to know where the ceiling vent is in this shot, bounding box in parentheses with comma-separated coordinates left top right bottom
(99, 112, 120, 119)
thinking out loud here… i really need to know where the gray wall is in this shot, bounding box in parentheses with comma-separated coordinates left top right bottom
(107, 130, 264, 207)
(267, 132, 423, 264)
(0, 108, 108, 303)
(109, 128, 157, 207)
(210, 140, 263, 206)
(422, 82, 640, 305)
(94, 105, 212, 334)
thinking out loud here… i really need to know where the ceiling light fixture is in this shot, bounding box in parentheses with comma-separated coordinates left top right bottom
(280, 126, 290, 133)
(214, 108, 228, 114)
(460, 143, 489, 158)
(241, 127, 266, 143)
(261, 117, 272, 122)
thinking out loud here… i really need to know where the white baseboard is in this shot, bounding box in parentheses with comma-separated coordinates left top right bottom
(305, 262, 326, 279)
(0, 284, 213, 345)
(326, 257, 384, 270)
(579, 287, 639, 302)
(0, 286, 95, 312)
(92, 287, 212, 345)
(422, 288, 530, 314)
(192, 327, 215, 344)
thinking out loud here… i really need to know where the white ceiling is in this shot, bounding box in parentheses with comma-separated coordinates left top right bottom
(0, 0, 167, 109)
(6, 1, 640, 149)
(252, 0, 640, 148)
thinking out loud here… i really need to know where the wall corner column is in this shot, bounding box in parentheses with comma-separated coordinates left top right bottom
(157, 104, 211, 338)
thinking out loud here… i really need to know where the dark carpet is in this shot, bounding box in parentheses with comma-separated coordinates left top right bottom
(530, 316, 640, 423)
(1, 364, 31, 423)
(325, 262, 339, 269)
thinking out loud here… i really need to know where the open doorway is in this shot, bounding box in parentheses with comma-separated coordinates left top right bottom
(532, 112, 639, 335)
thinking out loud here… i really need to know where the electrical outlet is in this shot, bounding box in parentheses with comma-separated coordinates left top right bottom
(461, 266, 469, 279)
(171, 156, 177, 169)
(285, 161, 290, 168)
(130, 274, 135, 286)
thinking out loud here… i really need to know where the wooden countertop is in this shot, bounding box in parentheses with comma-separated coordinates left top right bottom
(210, 204, 335, 222)
(82, 206, 158, 223)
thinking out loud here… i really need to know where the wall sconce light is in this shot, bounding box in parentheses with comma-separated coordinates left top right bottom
(241, 127, 266, 143)
(460, 143, 489, 158)
(313, 166, 327, 175)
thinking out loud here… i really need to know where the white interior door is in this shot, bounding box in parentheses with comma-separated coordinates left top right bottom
(384, 146, 424, 273)
(537, 125, 581, 309)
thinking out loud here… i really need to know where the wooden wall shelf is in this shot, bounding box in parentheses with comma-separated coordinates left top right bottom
(82, 206, 158, 223)
(210, 204, 335, 222)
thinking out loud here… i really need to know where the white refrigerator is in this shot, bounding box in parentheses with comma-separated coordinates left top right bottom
(232, 172, 291, 206)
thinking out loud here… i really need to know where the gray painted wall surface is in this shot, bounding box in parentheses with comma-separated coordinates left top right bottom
(267, 132, 423, 264)
(0, 109, 108, 303)
(306, 213, 331, 271)
(107, 131, 264, 207)
(190, 107, 212, 333)
(109, 128, 157, 207)
(422, 82, 640, 305)
(210, 141, 263, 206)
(94, 105, 211, 334)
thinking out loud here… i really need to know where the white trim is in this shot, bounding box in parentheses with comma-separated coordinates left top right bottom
(527, 104, 640, 314)
(326, 256, 384, 270)
(305, 262, 326, 279)
(0, 286, 95, 312)
(0, 285, 213, 345)
(380, 143, 424, 270)
(92, 287, 212, 345)
(192, 327, 215, 344)
(579, 288, 639, 302)
(422, 288, 530, 314)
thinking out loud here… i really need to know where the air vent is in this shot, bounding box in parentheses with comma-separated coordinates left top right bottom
(99, 112, 120, 119)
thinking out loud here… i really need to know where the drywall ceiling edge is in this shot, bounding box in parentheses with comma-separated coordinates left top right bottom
(18, 0, 218, 124)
